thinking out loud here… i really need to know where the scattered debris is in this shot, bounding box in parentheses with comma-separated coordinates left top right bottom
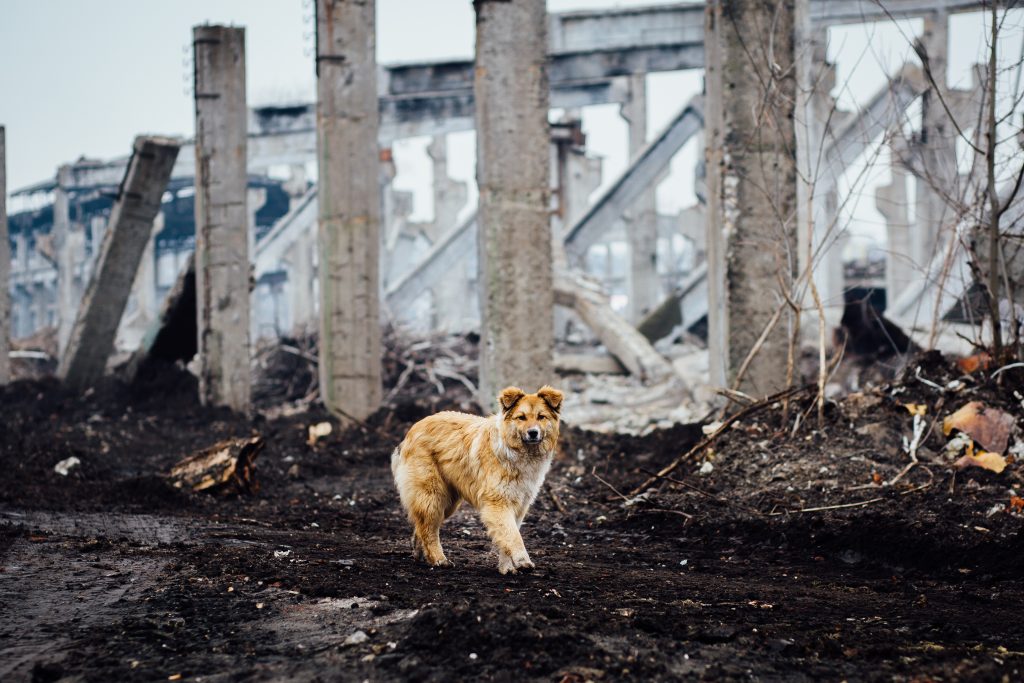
(167, 435, 265, 494)
(953, 451, 1007, 474)
(307, 421, 333, 446)
(344, 630, 370, 646)
(942, 401, 1015, 454)
(53, 456, 81, 476)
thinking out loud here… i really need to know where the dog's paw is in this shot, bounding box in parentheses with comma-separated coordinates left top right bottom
(427, 555, 453, 568)
(498, 551, 534, 574)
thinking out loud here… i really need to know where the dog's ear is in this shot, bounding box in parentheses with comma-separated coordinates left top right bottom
(536, 386, 563, 415)
(498, 386, 526, 413)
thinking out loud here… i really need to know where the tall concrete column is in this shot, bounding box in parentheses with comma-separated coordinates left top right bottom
(474, 0, 554, 407)
(0, 127, 9, 384)
(193, 26, 251, 412)
(621, 74, 661, 322)
(426, 136, 472, 332)
(54, 165, 84, 354)
(287, 228, 315, 334)
(705, 0, 801, 395)
(877, 163, 914, 305)
(315, 0, 382, 420)
(914, 11, 956, 273)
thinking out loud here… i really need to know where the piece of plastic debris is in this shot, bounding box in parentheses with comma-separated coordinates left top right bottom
(54, 456, 81, 476)
(307, 421, 332, 446)
(945, 432, 974, 460)
(680, 559, 688, 566)
(344, 630, 369, 646)
(698, 461, 714, 476)
(943, 401, 1015, 454)
(702, 421, 723, 436)
(273, 550, 292, 559)
(953, 451, 1007, 474)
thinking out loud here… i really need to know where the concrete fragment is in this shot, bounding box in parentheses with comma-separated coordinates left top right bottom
(59, 136, 179, 390)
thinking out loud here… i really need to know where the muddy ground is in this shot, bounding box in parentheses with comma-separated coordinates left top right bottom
(2, 352, 1023, 682)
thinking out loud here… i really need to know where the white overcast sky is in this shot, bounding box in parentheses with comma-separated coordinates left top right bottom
(1, 0, 1020, 256)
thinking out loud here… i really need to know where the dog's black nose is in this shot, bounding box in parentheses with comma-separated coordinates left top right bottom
(526, 428, 540, 441)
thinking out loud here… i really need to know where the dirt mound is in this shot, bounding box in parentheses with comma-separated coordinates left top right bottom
(2, 349, 1023, 681)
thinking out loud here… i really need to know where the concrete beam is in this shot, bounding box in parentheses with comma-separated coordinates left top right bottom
(193, 25, 252, 412)
(0, 127, 8, 384)
(474, 0, 554, 407)
(564, 97, 703, 258)
(58, 136, 180, 390)
(18, 0, 1001, 199)
(316, 0, 383, 421)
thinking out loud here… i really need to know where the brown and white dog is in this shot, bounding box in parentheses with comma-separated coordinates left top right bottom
(391, 386, 562, 574)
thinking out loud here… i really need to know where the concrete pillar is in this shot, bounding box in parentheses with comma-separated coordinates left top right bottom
(288, 228, 315, 334)
(621, 74, 661, 322)
(59, 136, 180, 390)
(877, 162, 914, 307)
(425, 136, 472, 333)
(193, 26, 251, 412)
(54, 164, 84, 354)
(315, 0, 382, 420)
(914, 10, 956, 273)
(0, 127, 8, 384)
(474, 0, 553, 407)
(705, 0, 802, 395)
(798, 43, 846, 333)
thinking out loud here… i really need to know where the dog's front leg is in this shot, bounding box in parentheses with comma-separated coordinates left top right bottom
(479, 502, 533, 574)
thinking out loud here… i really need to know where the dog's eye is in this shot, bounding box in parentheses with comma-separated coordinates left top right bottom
(538, 414, 546, 420)
(517, 415, 527, 421)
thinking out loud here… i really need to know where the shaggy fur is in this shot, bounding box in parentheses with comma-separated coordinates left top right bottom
(391, 386, 563, 574)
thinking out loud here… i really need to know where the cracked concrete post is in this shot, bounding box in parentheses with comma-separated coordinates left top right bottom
(914, 11, 955, 275)
(474, 0, 554, 408)
(193, 26, 251, 412)
(315, 0, 382, 420)
(54, 164, 84, 356)
(0, 127, 9, 384)
(705, 0, 801, 395)
(877, 163, 914, 306)
(621, 74, 661, 322)
(59, 136, 180, 390)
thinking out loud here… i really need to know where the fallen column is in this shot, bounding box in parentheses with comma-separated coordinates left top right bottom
(474, 0, 555, 405)
(58, 136, 180, 390)
(193, 25, 252, 412)
(554, 271, 675, 383)
(315, 0, 383, 421)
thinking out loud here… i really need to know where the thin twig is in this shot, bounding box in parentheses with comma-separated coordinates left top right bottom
(630, 384, 813, 496)
(772, 479, 932, 515)
(548, 485, 567, 515)
(592, 468, 631, 503)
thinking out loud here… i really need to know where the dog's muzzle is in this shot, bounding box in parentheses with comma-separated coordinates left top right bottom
(523, 428, 542, 444)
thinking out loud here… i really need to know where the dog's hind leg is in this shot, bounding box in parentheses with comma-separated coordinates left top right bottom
(407, 467, 454, 567)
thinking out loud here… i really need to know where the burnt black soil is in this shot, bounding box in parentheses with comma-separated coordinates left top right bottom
(2, 355, 1024, 682)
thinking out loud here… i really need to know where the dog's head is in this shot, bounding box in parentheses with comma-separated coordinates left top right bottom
(498, 385, 563, 452)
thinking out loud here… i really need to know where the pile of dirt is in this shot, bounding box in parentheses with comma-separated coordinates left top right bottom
(2, 349, 1023, 681)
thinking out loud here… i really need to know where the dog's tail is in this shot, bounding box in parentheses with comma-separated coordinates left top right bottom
(390, 445, 402, 477)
